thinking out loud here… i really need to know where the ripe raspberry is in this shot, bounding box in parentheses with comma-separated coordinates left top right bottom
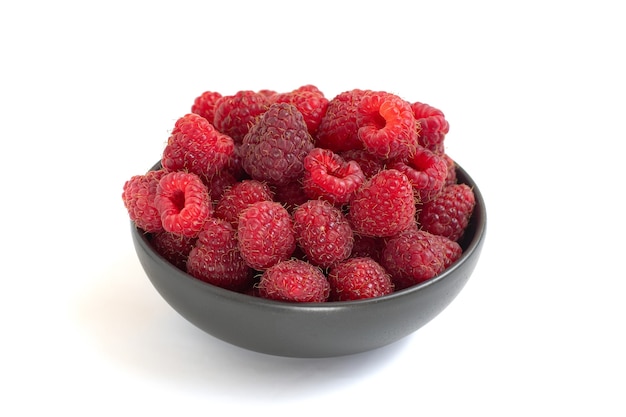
(240, 102, 314, 186)
(213, 90, 270, 144)
(215, 179, 274, 227)
(161, 113, 234, 181)
(271, 180, 308, 213)
(388, 146, 448, 203)
(154, 171, 212, 238)
(357, 92, 418, 159)
(315, 89, 372, 152)
(411, 102, 449, 154)
(349, 169, 416, 237)
(237, 201, 296, 270)
(293, 199, 353, 268)
(418, 183, 476, 242)
(339, 149, 384, 179)
(187, 218, 253, 292)
(302, 148, 365, 205)
(381, 229, 462, 290)
(273, 85, 329, 135)
(257, 259, 330, 303)
(328, 257, 393, 301)
(443, 153, 458, 186)
(350, 234, 384, 262)
(191, 90, 222, 124)
(122, 169, 166, 233)
(150, 230, 196, 271)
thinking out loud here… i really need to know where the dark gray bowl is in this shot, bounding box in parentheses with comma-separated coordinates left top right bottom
(131, 162, 486, 358)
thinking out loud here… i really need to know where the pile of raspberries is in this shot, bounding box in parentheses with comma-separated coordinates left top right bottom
(122, 85, 476, 303)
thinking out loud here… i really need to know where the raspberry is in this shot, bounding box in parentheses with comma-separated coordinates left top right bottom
(154, 171, 212, 238)
(215, 179, 274, 227)
(328, 257, 393, 301)
(271, 180, 309, 213)
(388, 146, 448, 203)
(273, 85, 329, 135)
(122, 169, 166, 233)
(213, 90, 270, 144)
(150, 230, 196, 271)
(257, 259, 330, 303)
(381, 229, 462, 290)
(191, 90, 222, 124)
(237, 200, 296, 270)
(315, 89, 372, 152)
(418, 183, 476, 242)
(204, 170, 238, 206)
(161, 113, 234, 181)
(411, 102, 449, 154)
(350, 234, 384, 262)
(357, 92, 418, 159)
(443, 153, 458, 186)
(339, 149, 384, 179)
(349, 169, 416, 237)
(293, 199, 353, 268)
(240, 102, 314, 186)
(302, 148, 365, 205)
(187, 218, 253, 292)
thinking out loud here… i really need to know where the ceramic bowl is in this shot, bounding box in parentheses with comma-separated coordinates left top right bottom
(131, 162, 486, 358)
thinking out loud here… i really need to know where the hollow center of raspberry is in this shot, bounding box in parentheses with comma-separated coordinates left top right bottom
(372, 112, 387, 130)
(171, 190, 186, 211)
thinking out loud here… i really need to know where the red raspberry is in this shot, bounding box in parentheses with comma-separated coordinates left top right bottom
(350, 234, 384, 262)
(443, 153, 458, 186)
(257, 259, 330, 303)
(411, 102, 449, 154)
(271, 180, 309, 213)
(328, 257, 394, 301)
(122, 169, 166, 233)
(315, 89, 372, 152)
(161, 113, 234, 181)
(215, 179, 274, 227)
(204, 170, 238, 206)
(237, 201, 296, 270)
(293, 199, 354, 268)
(240, 102, 314, 186)
(381, 229, 462, 290)
(187, 218, 253, 292)
(150, 230, 196, 271)
(191, 90, 222, 124)
(357, 92, 418, 159)
(388, 146, 448, 203)
(418, 183, 476, 242)
(302, 148, 365, 205)
(154, 171, 212, 238)
(339, 149, 384, 179)
(273, 85, 329, 135)
(349, 169, 416, 237)
(213, 90, 270, 144)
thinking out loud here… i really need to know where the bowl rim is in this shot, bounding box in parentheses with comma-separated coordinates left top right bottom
(133, 160, 486, 312)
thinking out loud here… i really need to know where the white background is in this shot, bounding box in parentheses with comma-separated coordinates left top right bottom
(1, 1, 624, 415)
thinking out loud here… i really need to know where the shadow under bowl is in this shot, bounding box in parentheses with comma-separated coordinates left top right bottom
(131, 162, 486, 358)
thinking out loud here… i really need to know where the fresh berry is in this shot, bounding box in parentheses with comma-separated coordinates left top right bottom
(357, 91, 418, 159)
(293, 199, 353, 268)
(122, 169, 166, 233)
(204, 170, 238, 207)
(212, 90, 270, 144)
(350, 234, 384, 262)
(388, 146, 448, 203)
(273, 85, 329, 135)
(257, 259, 330, 302)
(381, 229, 462, 290)
(349, 169, 416, 237)
(191, 90, 222, 124)
(215, 179, 274, 227)
(271, 180, 309, 213)
(443, 153, 457, 185)
(315, 89, 372, 152)
(328, 257, 394, 301)
(240, 102, 314, 186)
(302, 148, 365, 205)
(150, 230, 196, 271)
(237, 200, 296, 270)
(154, 171, 212, 238)
(418, 183, 475, 242)
(187, 218, 253, 292)
(411, 102, 449, 154)
(339, 149, 384, 179)
(161, 113, 234, 181)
